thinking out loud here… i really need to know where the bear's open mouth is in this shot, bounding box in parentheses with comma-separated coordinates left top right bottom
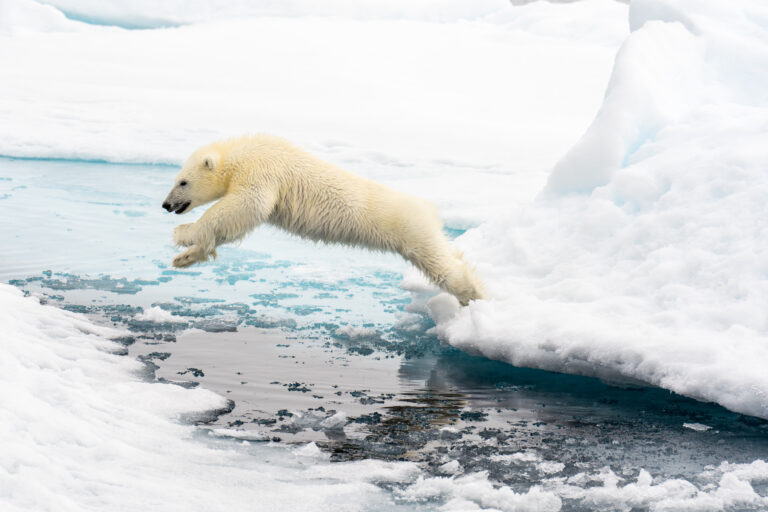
(174, 201, 191, 214)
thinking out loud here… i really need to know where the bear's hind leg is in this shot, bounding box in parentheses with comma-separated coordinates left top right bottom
(441, 254, 485, 306)
(405, 238, 485, 306)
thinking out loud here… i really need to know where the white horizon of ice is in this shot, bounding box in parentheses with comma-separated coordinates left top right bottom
(0, 0, 627, 228)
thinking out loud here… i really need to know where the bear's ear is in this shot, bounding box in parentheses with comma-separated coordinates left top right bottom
(203, 154, 219, 172)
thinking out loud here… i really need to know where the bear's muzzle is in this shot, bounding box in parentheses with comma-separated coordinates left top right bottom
(162, 201, 191, 214)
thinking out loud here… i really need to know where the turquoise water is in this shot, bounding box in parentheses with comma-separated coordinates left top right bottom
(3, 156, 768, 508)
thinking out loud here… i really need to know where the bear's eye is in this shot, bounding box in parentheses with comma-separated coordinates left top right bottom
(180, 180, 188, 187)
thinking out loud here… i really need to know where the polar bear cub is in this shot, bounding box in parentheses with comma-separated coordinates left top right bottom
(162, 135, 484, 305)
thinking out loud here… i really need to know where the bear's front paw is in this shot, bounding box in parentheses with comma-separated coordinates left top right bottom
(172, 245, 206, 268)
(174, 223, 197, 247)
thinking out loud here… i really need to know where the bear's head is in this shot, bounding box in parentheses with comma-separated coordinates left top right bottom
(162, 148, 227, 215)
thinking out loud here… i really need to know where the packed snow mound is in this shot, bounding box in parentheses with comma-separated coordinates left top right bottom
(545, 0, 768, 194)
(438, 0, 768, 419)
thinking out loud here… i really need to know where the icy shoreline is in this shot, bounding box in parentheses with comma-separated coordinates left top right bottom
(3, 281, 768, 511)
(0, 284, 424, 511)
(433, 0, 768, 420)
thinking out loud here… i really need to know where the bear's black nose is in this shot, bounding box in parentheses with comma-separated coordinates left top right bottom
(162, 202, 171, 211)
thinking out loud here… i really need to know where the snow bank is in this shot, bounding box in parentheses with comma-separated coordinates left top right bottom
(0, 283, 564, 511)
(439, 0, 768, 418)
(0, 283, 422, 511)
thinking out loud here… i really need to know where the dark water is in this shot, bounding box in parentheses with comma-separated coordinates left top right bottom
(125, 322, 768, 486)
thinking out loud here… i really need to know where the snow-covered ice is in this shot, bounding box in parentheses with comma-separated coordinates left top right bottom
(435, 0, 768, 420)
(3, 0, 768, 509)
(0, 284, 424, 512)
(134, 305, 181, 322)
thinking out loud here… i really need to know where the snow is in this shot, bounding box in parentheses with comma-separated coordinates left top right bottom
(0, 0, 625, 227)
(3, 0, 768, 509)
(397, 462, 768, 511)
(335, 325, 379, 340)
(683, 423, 713, 432)
(320, 411, 348, 430)
(134, 305, 180, 322)
(0, 283, 420, 511)
(435, 0, 768, 420)
(399, 472, 563, 512)
(438, 460, 462, 475)
(553, 462, 768, 511)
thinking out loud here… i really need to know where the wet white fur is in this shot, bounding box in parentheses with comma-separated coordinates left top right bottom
(167, 135, 484, 305)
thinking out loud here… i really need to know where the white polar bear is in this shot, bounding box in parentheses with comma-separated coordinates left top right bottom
(162, 135, 484, 305)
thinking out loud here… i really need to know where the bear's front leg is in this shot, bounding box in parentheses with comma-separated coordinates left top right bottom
(172, 245, 211, 268)
(173, 223, 197, 247)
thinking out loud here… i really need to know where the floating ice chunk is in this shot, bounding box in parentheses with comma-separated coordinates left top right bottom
(537, 461, 566, 475)
(319, 411, 348, 430)
(135, 305, 181, 323)
(426, 293, 461, 324)
(551, 463, 768, 511)
(210, 428, 269, 441)
(293, 442, 328, 460)
(683, 422, 712, 432)
(392, 312, 425, 332)
(491, 452, 541, 464)
(335, 325, 378, 340)
(307, 458, 421, 485)
(398, 472, 562, 512)
(438, 460, 462, 475)
(287, 410, 326, 429)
